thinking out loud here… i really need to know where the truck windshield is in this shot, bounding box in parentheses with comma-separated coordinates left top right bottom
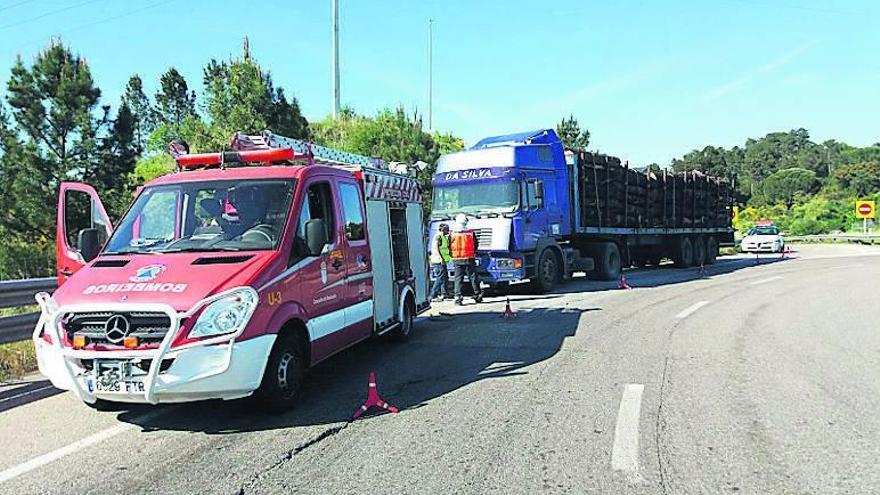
(431, 180, 519, 217)
(104, 179, 295, 254)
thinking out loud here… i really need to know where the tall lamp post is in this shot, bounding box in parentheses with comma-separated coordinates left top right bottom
(332, 0, 340, 119)
(427, 18, 433, 130)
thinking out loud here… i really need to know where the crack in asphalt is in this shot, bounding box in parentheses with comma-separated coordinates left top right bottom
(234, 422, 351, 495)
(655, 356, 671, 495)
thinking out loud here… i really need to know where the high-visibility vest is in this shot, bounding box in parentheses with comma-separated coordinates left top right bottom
(430, 233, 451, 264)
(450, 230, 476, 260)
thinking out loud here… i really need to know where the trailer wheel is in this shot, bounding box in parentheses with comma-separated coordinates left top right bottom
(532, 248, 561, 293)
(673, 237, 694, 268)
(693, 236, 707, 267)
(254, 333, 306, 413)
(389, 296, 415, 341)
(705, 237, 719, 264)
(588, 242, 621, 281)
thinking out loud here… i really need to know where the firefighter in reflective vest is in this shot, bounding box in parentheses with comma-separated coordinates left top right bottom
(450, 214, 483, 305)
(428, 223, 452, 301)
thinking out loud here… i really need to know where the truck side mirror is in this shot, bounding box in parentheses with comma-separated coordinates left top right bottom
(535, 181, 545, 200)
(305, 219, 328, 256)
(78, 228, 101, 263)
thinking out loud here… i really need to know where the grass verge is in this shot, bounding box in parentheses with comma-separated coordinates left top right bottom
(0, 339, 37, 383)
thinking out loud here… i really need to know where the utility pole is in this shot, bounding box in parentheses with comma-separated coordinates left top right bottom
(332, 0, 340, 119)
(427, 18, 433, 131)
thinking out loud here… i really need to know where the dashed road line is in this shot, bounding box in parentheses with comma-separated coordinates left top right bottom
(611, 383, 645, 480)
(675, 300, 709, 319)
(0, 407, 170, 484)
(750, 275, 782, 285)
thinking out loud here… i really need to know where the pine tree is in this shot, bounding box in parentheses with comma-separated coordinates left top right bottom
(556, 115, 590, 151)
(154, 67, 196, 134)
(121, 74, 154, 151)
(2, 41, 103, 238)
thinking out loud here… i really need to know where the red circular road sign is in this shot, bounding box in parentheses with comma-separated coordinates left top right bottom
(859, 203, 873, 215)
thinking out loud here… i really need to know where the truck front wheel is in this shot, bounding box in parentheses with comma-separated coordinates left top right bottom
(532, 249, 561, 293)
(588, 242, 621, 281)
(255, 333, 306, 413)
(673, 237, 694, 268)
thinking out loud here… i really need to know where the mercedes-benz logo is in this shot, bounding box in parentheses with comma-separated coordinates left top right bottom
(104, 314, 130, 344)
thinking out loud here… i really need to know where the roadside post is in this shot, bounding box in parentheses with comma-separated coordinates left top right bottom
(855, 200, 876, 233)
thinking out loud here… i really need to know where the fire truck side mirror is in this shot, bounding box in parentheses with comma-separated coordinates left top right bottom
(305, 219, 328, 256)
(78, 228, 102, 263)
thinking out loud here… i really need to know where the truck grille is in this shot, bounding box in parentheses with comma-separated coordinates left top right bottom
(474, 228, 493, 250)
(62, 311, 172, 346)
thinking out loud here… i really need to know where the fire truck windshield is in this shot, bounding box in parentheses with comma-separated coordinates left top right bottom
(104, 179, 295, 254)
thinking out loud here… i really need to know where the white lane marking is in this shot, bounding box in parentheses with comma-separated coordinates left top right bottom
(675, 301, 709, 319)
(0, 385, 54, 404)
(611, 384, 645, 479)
(0, 408, 168, 484)
(750, 275, 782, 286)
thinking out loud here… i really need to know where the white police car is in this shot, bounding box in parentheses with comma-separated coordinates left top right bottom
(741, 223, 784, 253)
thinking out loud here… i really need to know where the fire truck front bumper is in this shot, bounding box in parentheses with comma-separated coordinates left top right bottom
(32, 291, 274, 405)
(35, 335, 275, 404)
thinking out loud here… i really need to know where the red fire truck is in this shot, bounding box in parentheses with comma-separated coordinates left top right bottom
(34, 132, 430, 411)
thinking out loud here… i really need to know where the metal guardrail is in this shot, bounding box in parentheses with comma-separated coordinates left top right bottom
(0, 277, 56, 345)
(784, 233, 880, 244)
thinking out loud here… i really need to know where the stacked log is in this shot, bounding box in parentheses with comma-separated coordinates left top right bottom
(576, 151, 732, 230)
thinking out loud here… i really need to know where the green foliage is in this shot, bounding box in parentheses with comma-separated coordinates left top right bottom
(1, 41, 103, 239)
(132, 150, 175, 184)
(831, 160, 880, 196)
(555, 115, 590, 151)
(311, 107, 462, 215)
(199, 42, 308, 150)
(761, 168, 818, 207)
(0, 237, 54, 279)
(121, 74, 154, 150)
(154, 67, 196, 134)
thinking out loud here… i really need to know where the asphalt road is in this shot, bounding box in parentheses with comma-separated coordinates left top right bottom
(1, 244, 879, 494)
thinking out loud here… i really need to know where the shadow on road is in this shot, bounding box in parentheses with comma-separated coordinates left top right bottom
(494, 254, 795, 302)
(112, 305, 593, 433)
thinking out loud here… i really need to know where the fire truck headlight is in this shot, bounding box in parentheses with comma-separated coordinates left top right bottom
(189, 287, 258, 339)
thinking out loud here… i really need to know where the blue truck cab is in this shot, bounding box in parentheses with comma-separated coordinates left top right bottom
(428, 129, 572, 288)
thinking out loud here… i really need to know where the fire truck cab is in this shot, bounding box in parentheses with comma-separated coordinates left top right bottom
(34, 132, 430, 411)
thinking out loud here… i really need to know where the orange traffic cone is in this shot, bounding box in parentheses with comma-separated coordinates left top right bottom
(780, 245, 794, 259)
(351, 372, 398, 420)
(501, 297, 517, 318)
(618, 273, 632, 290)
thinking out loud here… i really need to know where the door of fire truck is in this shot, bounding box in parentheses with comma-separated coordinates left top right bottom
(56, 182, 113, 286)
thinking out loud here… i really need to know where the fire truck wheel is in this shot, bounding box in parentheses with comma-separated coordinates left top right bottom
(390, 297, 415, 342)
(255, 333, 306, 413)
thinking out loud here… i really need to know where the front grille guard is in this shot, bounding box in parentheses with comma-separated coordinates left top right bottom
(33, 288, 252, 404)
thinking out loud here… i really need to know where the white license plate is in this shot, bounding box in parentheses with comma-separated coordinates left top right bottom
(90, 376, 145, 394)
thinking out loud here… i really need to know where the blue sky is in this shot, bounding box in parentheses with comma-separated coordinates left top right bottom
(1, 0, 878, 165)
